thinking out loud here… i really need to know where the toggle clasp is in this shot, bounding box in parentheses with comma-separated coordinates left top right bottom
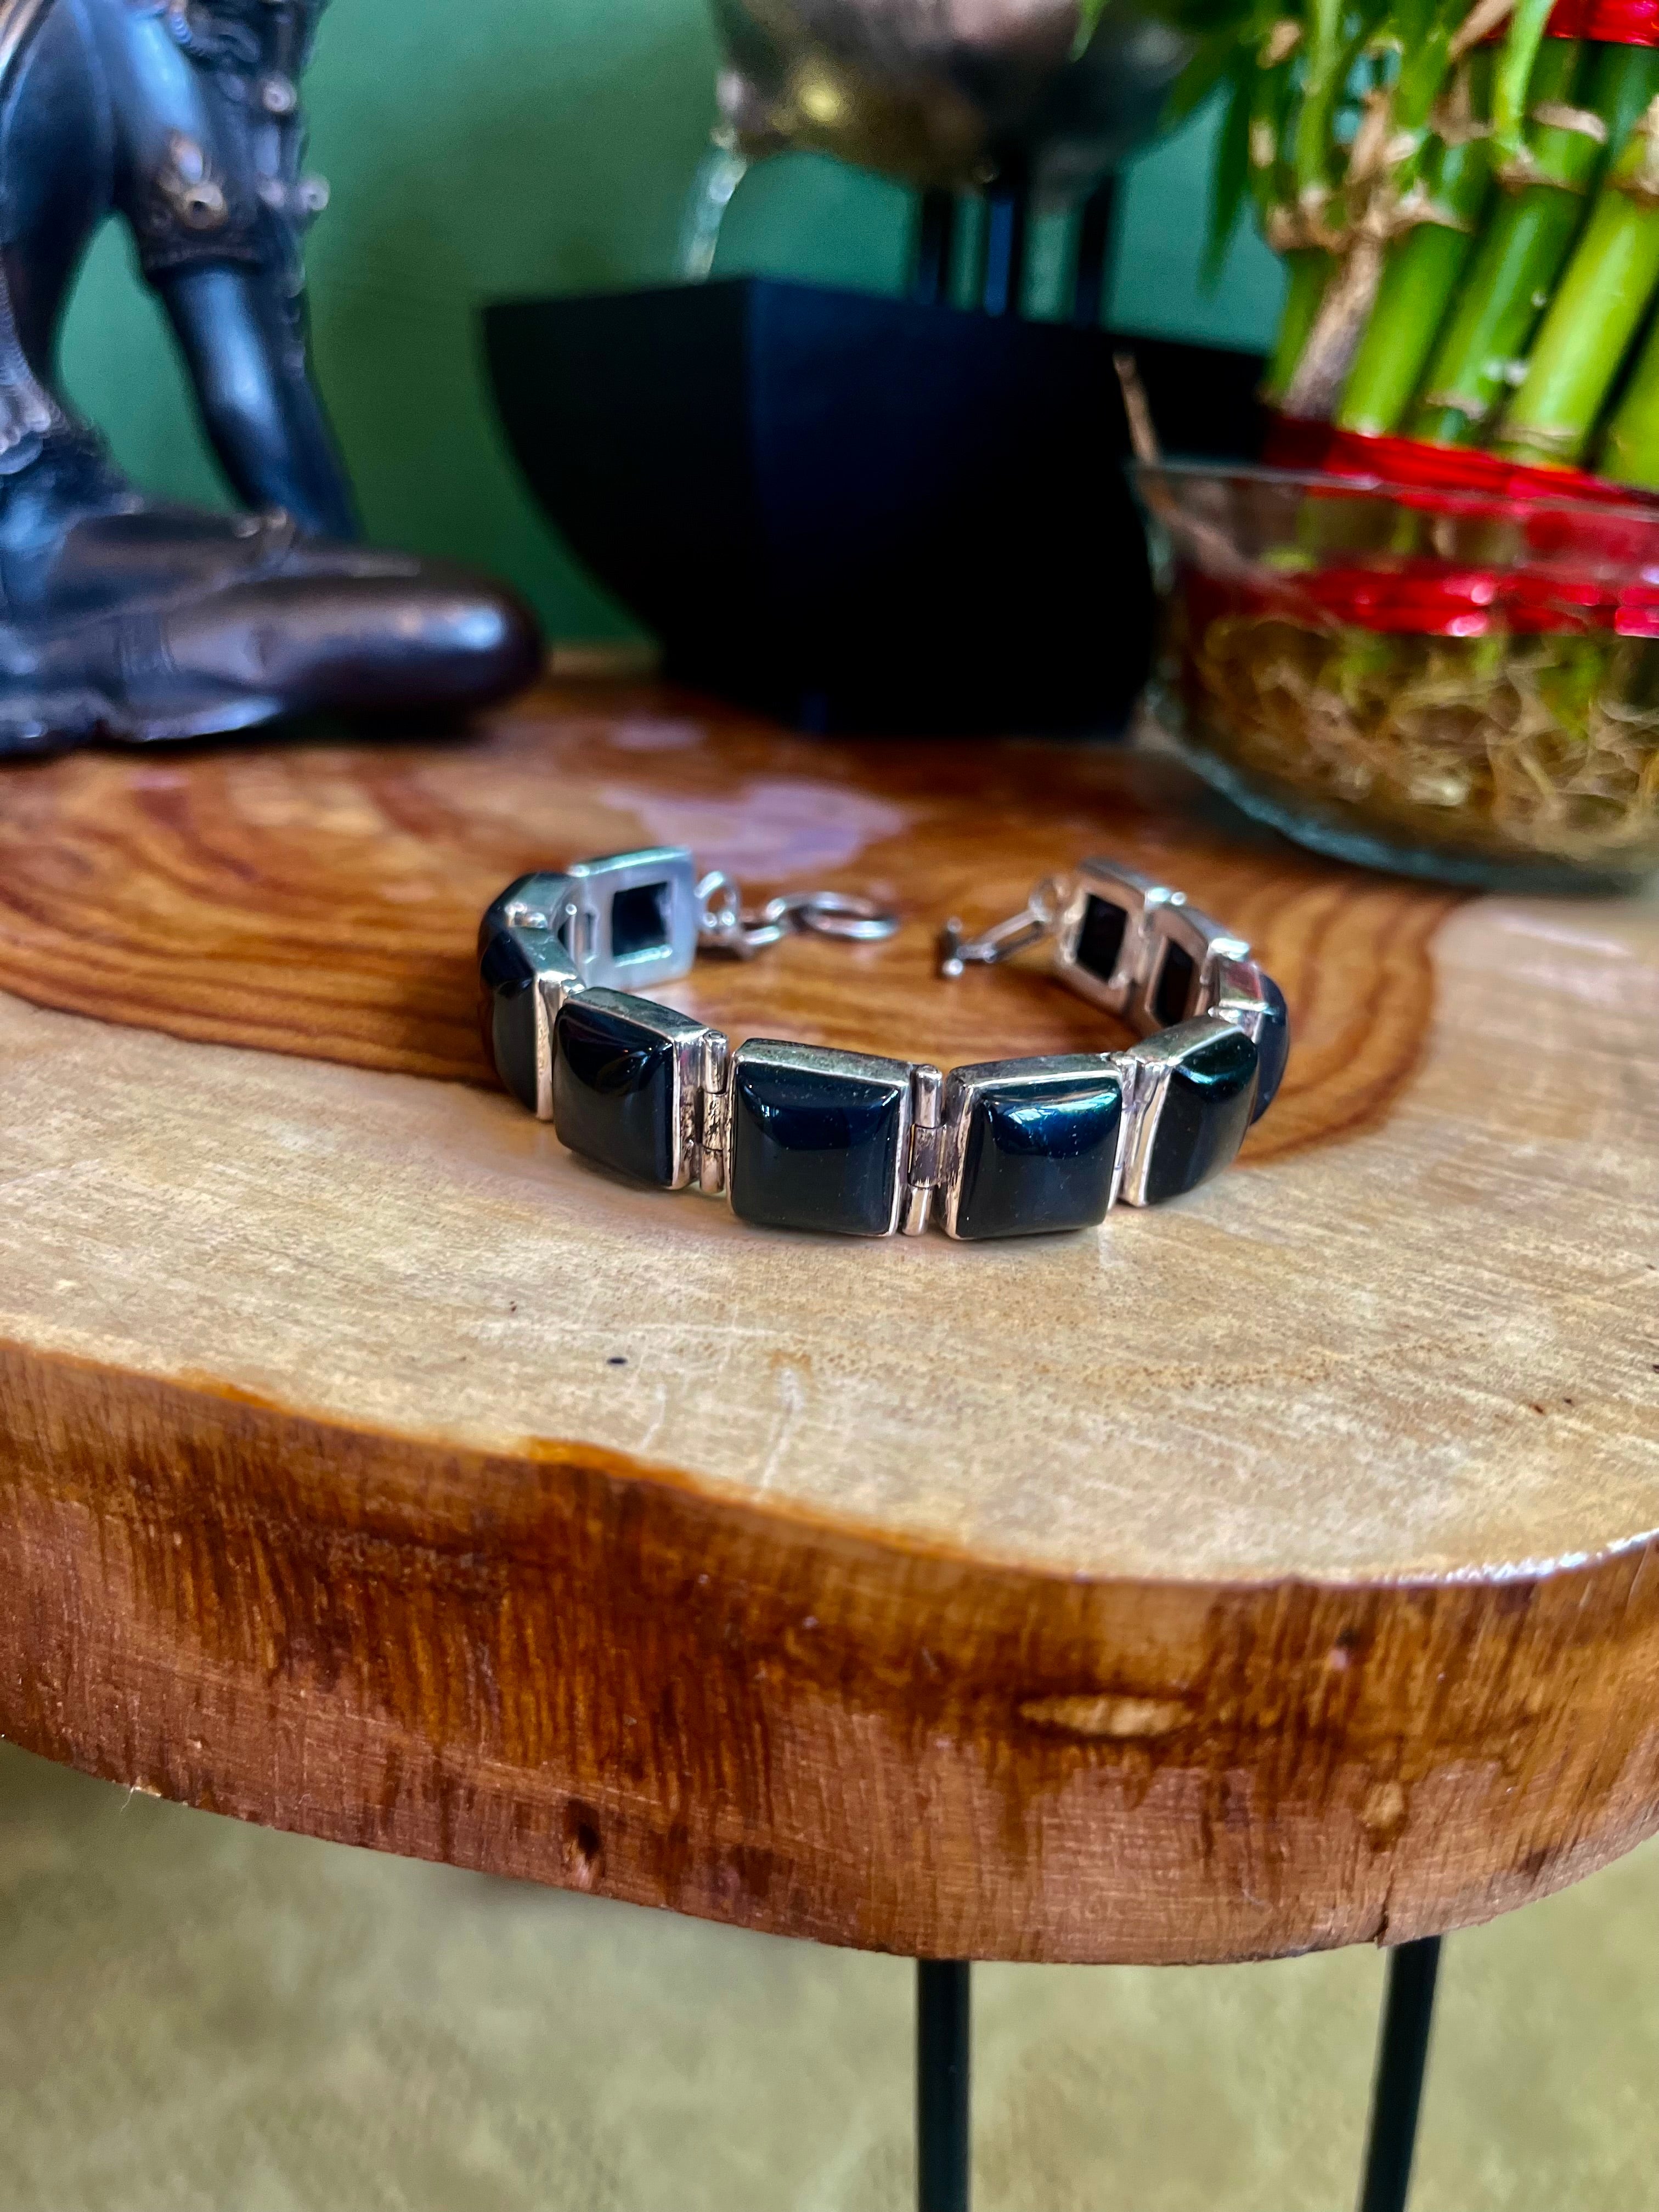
(937, 874, 1067, 979)
(697, 871, 900, 961)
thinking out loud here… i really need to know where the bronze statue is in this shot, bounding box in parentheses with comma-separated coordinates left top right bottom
(0, 0, 538, 754)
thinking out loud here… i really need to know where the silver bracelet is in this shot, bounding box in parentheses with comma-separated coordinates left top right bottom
(478, 847, 1289, 1242)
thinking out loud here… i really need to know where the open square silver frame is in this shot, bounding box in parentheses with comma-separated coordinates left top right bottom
(1052, 860, 1254, 1036)
(563, 846, 702, 994)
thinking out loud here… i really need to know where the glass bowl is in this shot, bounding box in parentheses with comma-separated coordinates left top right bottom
(1137, 460, 1659, 891)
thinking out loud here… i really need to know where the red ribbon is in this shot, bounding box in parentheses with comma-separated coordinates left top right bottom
(1225, 421, 1659, 636)
(1466, 1, 1659, 41)
(1195, 559, 1659, 637)
(1543, 0, 1659, 43)
(1262, 417, 1658, 512)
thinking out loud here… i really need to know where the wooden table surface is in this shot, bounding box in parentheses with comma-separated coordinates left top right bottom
(1, 675, 1655, 1966)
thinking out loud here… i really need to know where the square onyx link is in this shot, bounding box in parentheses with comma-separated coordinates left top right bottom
(552, 989, 708, 1188)
(479, 922, 573, 1116)
(944, 1057, 1124, 1242)
(1130, 1019, 1260, 1206)
(729, 1041, 911, 1238)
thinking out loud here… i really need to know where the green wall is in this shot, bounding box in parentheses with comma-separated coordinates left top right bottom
(58, 0, 1284, 641)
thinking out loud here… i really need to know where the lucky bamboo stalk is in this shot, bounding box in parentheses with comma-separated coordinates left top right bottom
(1598, 298, 1659, 482)
(1280, 0, 1496, 420)
(1233, 0, 1659, 487)
(1336, 50, 1496, 433)
(1409, 41, 1659, 442)
(1496, 88, 1659, 464)
(1250, 24, 1332, 405)
(1176, 1, 1659, 887)
(1291, 0, 1349, 222)
(1487, 0, 1564, 176)
(1263, 0, 1402, 411)
(1263, 248, 1330, 402)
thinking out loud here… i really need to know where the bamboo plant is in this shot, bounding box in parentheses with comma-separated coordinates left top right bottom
(1211, 0, 1659, 487)
(1159, 0, 1659, 878)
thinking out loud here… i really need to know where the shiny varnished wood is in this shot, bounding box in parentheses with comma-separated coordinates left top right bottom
(0, 680, 1455, 1161)
(1, 678, 1656, 1966)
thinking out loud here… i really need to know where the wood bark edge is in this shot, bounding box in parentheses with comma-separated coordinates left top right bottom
(4, 1337, 1657, 1964)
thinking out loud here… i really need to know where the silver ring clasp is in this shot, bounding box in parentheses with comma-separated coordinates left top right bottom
(697, 871, 900, 961)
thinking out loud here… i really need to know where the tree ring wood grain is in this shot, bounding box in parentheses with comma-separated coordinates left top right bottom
(1, 685, 1655, 1964)
(0, 681, 1460, 1164)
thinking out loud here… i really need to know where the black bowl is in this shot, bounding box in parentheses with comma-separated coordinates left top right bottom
(485, 276, 1263, 735)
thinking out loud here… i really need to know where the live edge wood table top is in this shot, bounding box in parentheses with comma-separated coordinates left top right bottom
(0, 674, 1656, 1968)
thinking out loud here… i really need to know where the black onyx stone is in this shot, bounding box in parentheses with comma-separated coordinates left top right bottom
(730, 1044, 907, 1237)
(1153, 939, 1196, 1027)
(1251, 975, 1291, 1123)
(479, 927, 540, 1113)
(554, 991, 685, 1186)
(954, 1064, 1123, 1241)
(1075, 894, 1128, 983)
(1144, 1025, 1260, 1205)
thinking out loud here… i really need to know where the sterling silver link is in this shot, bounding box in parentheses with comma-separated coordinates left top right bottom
(481, 848, 1286, 1239)
(903, 1065, 945, 1237)
(696, 1031, 731, 1197)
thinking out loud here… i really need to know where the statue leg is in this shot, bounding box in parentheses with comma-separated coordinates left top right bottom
(87, 0, 357, 538)
(154, 263, 359, 540)
(0, 0, 541, 755)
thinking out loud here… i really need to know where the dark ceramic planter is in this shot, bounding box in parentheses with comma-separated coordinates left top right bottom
(484, 276, 1263, 735)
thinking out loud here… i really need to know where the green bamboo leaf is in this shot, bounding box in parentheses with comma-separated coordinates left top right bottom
(1071, 0, 1243, 45)
(1163, 0, 1284, 123)
(1164, 37, 1238, 125)
(1204, 55, 1255, 284)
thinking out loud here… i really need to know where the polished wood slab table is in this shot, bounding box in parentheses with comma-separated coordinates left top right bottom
(1, 676, 1656, 2203)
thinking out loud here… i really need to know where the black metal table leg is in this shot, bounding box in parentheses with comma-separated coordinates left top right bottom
(917, 1959, 971, 2212)
(1358, 1936, 1443, 2212)
(913, 189, 958, 307)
